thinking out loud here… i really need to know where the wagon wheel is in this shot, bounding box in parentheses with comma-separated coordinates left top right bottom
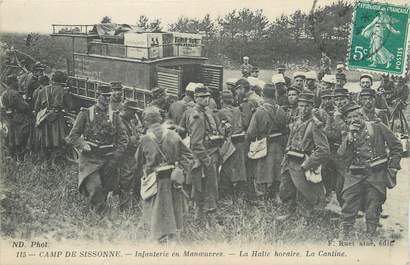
(63, 114, 79, 163)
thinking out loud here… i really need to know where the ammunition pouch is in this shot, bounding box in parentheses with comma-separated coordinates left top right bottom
(155, 164, 175, 179)
(286, 149, 305, 160)
(207, 135, 225, 148)
(85, 141, 114, 156)
(349, 164, 367, 175)
(267, 132, 282, 143)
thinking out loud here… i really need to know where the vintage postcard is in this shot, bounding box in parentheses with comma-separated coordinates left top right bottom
(0, 0, 409, 265)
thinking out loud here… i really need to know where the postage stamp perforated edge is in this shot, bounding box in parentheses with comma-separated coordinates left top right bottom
(345, 0, 410, 77)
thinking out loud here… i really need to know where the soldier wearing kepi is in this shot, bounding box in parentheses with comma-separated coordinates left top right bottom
(356, 73, 390, 112)
(109, 81, 123, 119)
(22, 62, 45, 108)
(118, 99, 143, 210)
(304, 71, 320, 108)
(318, 90, 346, 205)
(359, 88, 389, 126)
(337, 103, 402, 238)
(149, 87, 174, 119)
(0, 74, 31, 160)
(217, 90, 247, 201)
(277, 64, 291, 88)
(247, 84, 288, 205)
(285, 85, 301, 126)
(241, 56, 253, 78)
(335, 72, 347, 88)
(66, 85, 128, 214)
(272, 74, 288, 107)
(278, 90, 330, 225)
(168, 82, 197, 125)
(179, 85, 221, 223)
(293, 72, 306, 91)
(35, 71, 71, 164)
(135, 106, 193, 243)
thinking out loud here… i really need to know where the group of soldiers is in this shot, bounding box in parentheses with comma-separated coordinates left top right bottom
(1, 56, 409, 243)
(1, 62, 71, 163)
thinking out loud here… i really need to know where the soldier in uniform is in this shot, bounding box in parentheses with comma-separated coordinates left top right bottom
(109, 81, 123, 119)
(247, 84, 287, 204)
(34, 71, 71, 163)
(250, 66, 259, 78)
(277, 64, 291, 88)
(337, 103, 402, 238)
(335, 73, 347, 88)
(118, 99, 143, 211)
(272, 74, 288, 107)
(236, 78, 262, 129)
(0, 75, 31, 160)
(356, 74, 390, 112)
(168, 82, 197, 125)
(278, 90, 330, 225)
(149, 87, 174, 118)
(179, 85, 222, 222)
(66, 85, 128, 214)
(22, 62, 45, 108)
(293, 72, 306, 91)
(304, 71, 320, 108)
(241, 56, 253, 78)
(391, 76, 409, 104)
(319, 51, 331, 81)
(317, 90, 345, 204)
(285, 85, 301, 126)
(359, 88, 389, 126)
(135, 106, 193, 243)
(217, 90, 247, 200)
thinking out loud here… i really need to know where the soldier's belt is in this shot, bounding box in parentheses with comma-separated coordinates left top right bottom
(286, 150, 305, 159)
(368, 156, 388, 168)
(208, 135, 225, 147)
(155, 164, 175, 179)
(231, 133, 246, 144)
(267, 132, 282, 142)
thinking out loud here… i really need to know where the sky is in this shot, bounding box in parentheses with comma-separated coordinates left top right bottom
(0, 0, 408, 33)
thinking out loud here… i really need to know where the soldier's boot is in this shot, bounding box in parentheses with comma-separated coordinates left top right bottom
(339, 224, 353, 240)
(365, 223, 378, 238)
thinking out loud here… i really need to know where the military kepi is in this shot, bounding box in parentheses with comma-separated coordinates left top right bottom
(298, 90, 315, 103)
(359, 88, 376, 97)
(97, 85, 112, 95)
(340, 102, 361, 116)
(123, 99, 139, 110)
(110, 81, 123, 91)
(333, 87, 349, 97)
(194, 85, 210, 97)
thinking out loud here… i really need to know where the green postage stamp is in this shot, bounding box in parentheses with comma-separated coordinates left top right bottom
(347, 1, 410, 76)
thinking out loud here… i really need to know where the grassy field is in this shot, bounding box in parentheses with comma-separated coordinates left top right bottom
(1, 142, 407, 245)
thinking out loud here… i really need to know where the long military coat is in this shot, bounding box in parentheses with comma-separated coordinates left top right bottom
(247, 99, 287, 184)
(281, 115, 330, 204)
(217, 104, 247, 183)
(337, 121, 402, 195)
(66, 103, 128, 191)
(134, 124, 193, 240)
